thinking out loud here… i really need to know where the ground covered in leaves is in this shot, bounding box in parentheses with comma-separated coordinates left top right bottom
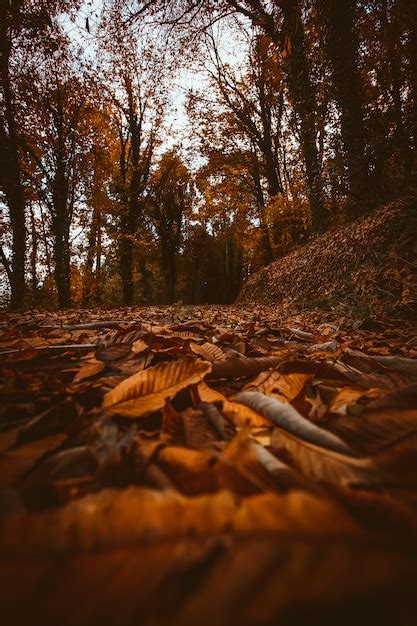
(1, 305, 417, 626)
(238, 196, 417, 319)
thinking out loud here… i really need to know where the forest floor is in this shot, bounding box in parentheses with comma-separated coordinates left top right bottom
(238, 194, 417, 319)
(1, 304, 417, 626)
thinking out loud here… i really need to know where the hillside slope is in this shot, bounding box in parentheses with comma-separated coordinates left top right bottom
(237, 196, 417, 318)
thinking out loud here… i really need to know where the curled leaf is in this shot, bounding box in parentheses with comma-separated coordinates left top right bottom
(271, 429, 379, 487)
(197, 382, 270, 427)
(235, 391, 353, 454)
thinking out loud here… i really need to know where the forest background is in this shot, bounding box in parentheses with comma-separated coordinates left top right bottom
(1, 0, 416, 310)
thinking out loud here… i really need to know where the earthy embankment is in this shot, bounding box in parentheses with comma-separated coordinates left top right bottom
(237, 196, 417, 318)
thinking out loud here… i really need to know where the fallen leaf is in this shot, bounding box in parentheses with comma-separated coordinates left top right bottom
(209, 355, 284, 379)
(0, 434, 67, 487)
(235, 391, 353, 454)
(190, 342, 226, 362)
(73, 360, 105, 383)
(244, 370, 312, 402)
(103, 359, 211, 417)
(271, 429, 379, 486)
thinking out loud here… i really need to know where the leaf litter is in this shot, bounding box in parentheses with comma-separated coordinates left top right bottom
(1, 304, 417, 626)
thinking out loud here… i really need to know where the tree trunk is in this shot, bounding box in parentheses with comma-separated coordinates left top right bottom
(138, 255, 153, 304)
(318, 0, 371, 212)
(120, 108, 141, 305)
(29, 204, 38, 298)
(380, 0, 412, 185)
(279, 0, 328, 231)
(0, 4, 26, 309)
(95, 218, 102, 303)
(53, 218, 71, 308)
(52, 172, 71, 307)
(402, 0, 417, 163)
(256, 64, 283, 198)
(0, 246, 12, 286)
(119, 229, 134, 305)
(83, 203, 101, 305)
(250, 147, 273, 264)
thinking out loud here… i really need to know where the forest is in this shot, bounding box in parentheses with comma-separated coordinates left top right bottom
(1, 2, 417, 626)
(2, 0, 415, 309)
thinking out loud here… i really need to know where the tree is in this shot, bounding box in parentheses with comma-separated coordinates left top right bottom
(82, 107, 116, 306)
(401, 0, 417, 160)
(0, 1, 28, 309)
(23, 69, 97, 307)
(131, 0, 329, 231)
(0, 0, 80, 308)
(317, 0, 370, 212)
(148, 151, 193, 303)
(190, 28, 292, 263)
(113, 74, 156, 305)
(100, 10, 167, 305)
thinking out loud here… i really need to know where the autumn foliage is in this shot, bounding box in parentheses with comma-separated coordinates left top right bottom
(1, 3, 417, 623)
(1, 0, 416, 309)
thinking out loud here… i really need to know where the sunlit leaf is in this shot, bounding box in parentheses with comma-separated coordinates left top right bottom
(103, 359, 211, 417)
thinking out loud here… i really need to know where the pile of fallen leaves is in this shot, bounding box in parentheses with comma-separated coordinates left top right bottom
(1, 305, 417, 626)
(238, 195, 417, 318)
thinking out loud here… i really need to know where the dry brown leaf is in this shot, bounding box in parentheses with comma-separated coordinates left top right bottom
(367, 383, 417, 410)
(152, 446, 217, 494)
(131, 339, 148, 354)
(371, 355, 417, 377)
(307, 340, 339, 353)
(216, 431, 314, 495)
(0, 434, 67, 487)
(325, 407, 417, 455)
(244, 370, 312, 402)
(234, 490, 361, 534)
(95, 343, 132, 362)
(0, 487, 236, 553)
(73, 360, 105, 383)
(271, 428, 379, 486)
(209, 355, 283, 379)
(190, 341, 226, 362)
(329, 387, 381, 415)
(373, 432, 417, 486)
(103, 359, 211, 417)
(235, 391, 353, 454)
(197, 382, 270, 427)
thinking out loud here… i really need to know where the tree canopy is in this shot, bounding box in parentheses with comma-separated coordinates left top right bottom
(1, 0, 416, 308)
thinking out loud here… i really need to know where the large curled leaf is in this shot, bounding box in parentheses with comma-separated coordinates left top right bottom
(0, 486, 363, 555)
(271, 429, 379, 486)
(235, 391, 353, 454)
(103, 359, 211, 417)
